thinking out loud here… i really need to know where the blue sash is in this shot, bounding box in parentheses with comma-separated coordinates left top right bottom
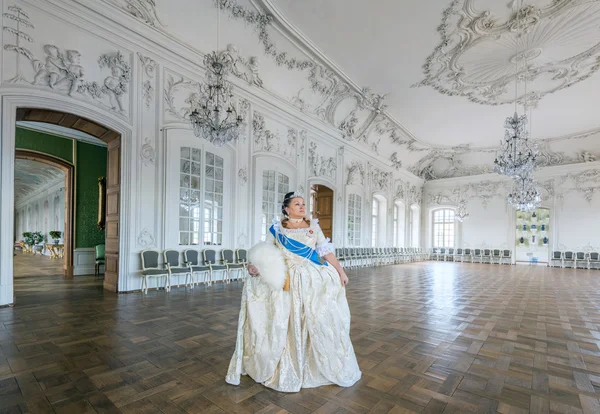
(269, 225, 327, 266)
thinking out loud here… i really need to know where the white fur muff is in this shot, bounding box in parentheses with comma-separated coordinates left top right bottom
(248, 241, 287, 290)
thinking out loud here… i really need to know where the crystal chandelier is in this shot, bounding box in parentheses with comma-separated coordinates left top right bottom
(455, 200, 469, 222)
(189, 0, 242, 147)
(493, 0, 538, 179)
(507, 172, 541, 212)
(493, 112, 538, 178)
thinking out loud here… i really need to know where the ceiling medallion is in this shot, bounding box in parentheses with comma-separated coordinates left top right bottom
(414, 0, 600, 107)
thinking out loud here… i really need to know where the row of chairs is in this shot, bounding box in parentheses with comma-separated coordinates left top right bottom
(429, 248, 513, 265)
(140, 248, 247, 294)
(337, 247, 428, 269)
(551, 251, 600, 269)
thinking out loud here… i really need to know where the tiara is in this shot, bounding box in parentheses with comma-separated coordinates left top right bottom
(283, 192, 303, 201)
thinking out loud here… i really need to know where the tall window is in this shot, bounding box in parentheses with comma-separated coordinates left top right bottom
(432, 209, 455, 248)
(179, 147, 225, 245)
(204, 152, 224, 245)
(371, 198, 379, 247)
(261, 170, 289, 240)
(347, 194, 362, 246)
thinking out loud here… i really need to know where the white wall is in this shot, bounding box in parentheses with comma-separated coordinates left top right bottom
(14, 178, 65, 254)
(0, 0, 423, 304)
(423, 161, 600, 262)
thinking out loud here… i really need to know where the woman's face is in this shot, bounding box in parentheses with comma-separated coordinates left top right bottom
(285, 197, 306, 218)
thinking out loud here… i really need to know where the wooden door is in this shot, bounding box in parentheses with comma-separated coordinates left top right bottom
(104, 138, 120, 292)
(313, 186, 334, 240)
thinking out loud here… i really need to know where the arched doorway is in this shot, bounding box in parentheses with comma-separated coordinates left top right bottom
(0, 96, 128, 306)
(15, 108, 122, 292)
(310, 184, 334, 240)
(15, 149, 75, 277)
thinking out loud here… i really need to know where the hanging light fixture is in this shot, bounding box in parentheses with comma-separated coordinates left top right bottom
(189, 0, 243, 147)
(493, 0, 539, 179)
(507, 172, 541, 212)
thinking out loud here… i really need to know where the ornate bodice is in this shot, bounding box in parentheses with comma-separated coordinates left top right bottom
(269, 219, 335, 266)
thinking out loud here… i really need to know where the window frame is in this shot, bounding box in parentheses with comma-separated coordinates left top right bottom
(431, 208, 455, 249)
(167, 130, 233, 248)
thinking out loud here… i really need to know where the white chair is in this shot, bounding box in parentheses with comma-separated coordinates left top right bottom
(184, 249, 210, 285)
(481, 249, 492, 264)
(574, 252, 588, 269)
(472, 249, 482, 263)
(140, 250, 170, 294)
(563, 251, 575, 268)
(492, 249, 502, 264)
(550, 251, 563, 267)
(164, 249, 193, 288)
(500, 250, 512, 265)
(589, 252, 600, 270)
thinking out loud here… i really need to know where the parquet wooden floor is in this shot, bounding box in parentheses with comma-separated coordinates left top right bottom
(2, 263, 600, 413)
(13, 251, 64, 278)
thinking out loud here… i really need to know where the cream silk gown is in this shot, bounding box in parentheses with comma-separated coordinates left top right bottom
(226, 219, 361, 392)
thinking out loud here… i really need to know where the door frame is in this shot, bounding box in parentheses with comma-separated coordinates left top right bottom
(15, 149, 75, 277)
(1, 93, 132, 306)
(308, 181, 336, 241)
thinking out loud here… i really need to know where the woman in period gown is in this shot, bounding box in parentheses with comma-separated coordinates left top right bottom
(226, 192, 361, 392)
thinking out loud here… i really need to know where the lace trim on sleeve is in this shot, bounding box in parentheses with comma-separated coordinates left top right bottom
(316, 237, 335, 256)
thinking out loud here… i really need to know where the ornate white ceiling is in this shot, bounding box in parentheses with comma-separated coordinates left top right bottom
(269, 0, 600, 179)
(101, 0, 600, 180)
(14, 160, 64, 204)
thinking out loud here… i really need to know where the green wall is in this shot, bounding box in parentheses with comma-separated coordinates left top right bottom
(15, 128, 74, 163)
(75, 141, 107, 248)
(15, 127, 107, 248)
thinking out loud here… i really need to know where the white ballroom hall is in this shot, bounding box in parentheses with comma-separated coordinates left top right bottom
(1, 0, 600, 412)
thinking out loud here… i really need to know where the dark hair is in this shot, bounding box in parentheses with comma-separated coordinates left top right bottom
(281, 191, 310, 228)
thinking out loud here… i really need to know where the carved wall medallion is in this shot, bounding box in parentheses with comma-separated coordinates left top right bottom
(238, 167, 248, 185)
(140, 137, 155, 167)
(138, 228, 155, 247)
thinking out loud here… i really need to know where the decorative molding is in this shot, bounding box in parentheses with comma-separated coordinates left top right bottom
(104, 0, 165, 28)
(3, 5, 35, 83)
(252, 112, 296, 164)
(408, 185, 422, 206)
(346, 161, 365, 186)
(299, 130, 307, 158)
(390, 152, 402, 170)
(137, 228, 155, 247)
(137, 52, 156, 78)
(371, 167, 392, 192)
(138, 53, 156, 109)
(140, 137, 155, 167)
(238, 167, 248, 185)
(394, 180, 405, 201)
(308, 141, 336, 179)
(142, 80, 153, 109)
(164, 74, 199, 120)
(238, 98, 250, 143)
(237, 233, 247, 248)
(414, 0, 600, 108)
(222, 44, 263, 87)
(25, 43, 131, 114)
